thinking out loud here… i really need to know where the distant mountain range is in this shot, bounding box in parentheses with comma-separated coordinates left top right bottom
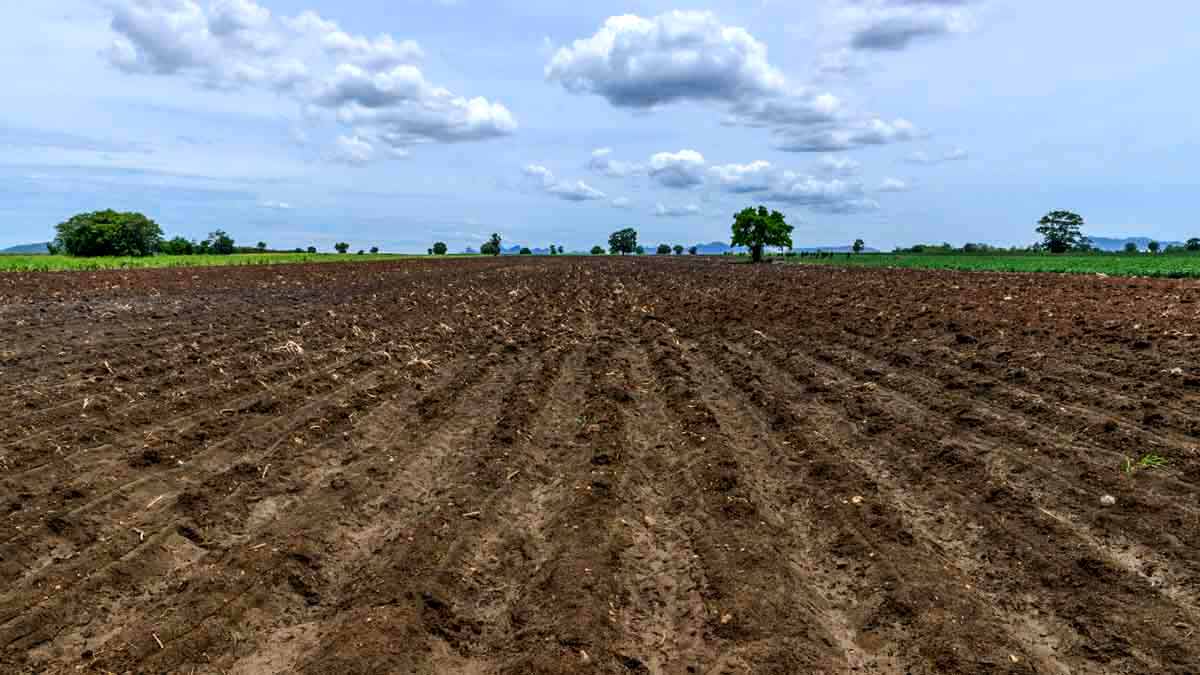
(1, 242, 50, 254)
(1086, 236, 1184, 252)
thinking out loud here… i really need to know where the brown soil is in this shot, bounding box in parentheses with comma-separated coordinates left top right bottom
(2, 258, 1199, 674)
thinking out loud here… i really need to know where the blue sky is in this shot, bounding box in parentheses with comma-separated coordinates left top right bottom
(2, 1, 1198, 252)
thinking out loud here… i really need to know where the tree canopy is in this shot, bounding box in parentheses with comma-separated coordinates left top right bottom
(590, 246, 604, 255)
(481, 233, 502, 256)
(852, 238, 865, 254)
(53, 210, 163, 257)
(432, 241, 448, 255)
(656, 243, 672, 255)
(207, 230, 236, 255)
(335, 242, 350, 254)
(1035, 211, 1087, 254)
(731, 206, 793, 263)
(609, 228, 637, 255)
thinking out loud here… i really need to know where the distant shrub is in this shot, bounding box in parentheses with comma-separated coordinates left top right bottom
(370, 246, 379, 254)
(335, 242, 350, 254)
(432, 241, 448, 255)
(590, 246, 604, 255)
(307, 246, 317, 254)
(159, 236, 195, 256)
(656, 243, 672, 255)
(519, 247, 532, 255)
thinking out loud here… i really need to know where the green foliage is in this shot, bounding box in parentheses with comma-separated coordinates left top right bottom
(1187, 238, 1200, 252)
(46, 242, 62, 255)
(0, 252, 408, 272)
(731, 206, 793, 263)
(307, 246, 318, 254)
(53, 210, 163, 257)
(853, 238, 865, 254)
(549, 244, 558, 255)
(1148, 240, 1161, 253)
(432, 241, 448, 255)
(370, 246, 379, 254)
(1036, 210, 1087, 253)
(1124, 242, 1139, 253)
(688, 246, 698, 255)
(334, 242, 350, 254)
(635, 244, 645, 255)
(207, 230, 236, 255)
(590, 246, 604, 255)
(1124, 454, 1168, 475)
(481, 233, 502, 256)
(159, 236, 195, 255)
(656, 243, 672, 255)
(256, 241, 267, 252)
(785, 251, 1200, 277)
(519, 247, 533, 255)
(609, 228, 638, 255)
(673, 244, 684, 256)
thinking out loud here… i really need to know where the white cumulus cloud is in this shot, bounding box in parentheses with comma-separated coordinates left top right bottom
(524, 164, 607, 202)
(648, 149, 707, 189)
(655, 203, 702, 218)
(103, 0, 516, 161)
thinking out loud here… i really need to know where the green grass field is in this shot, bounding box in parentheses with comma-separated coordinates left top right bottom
(0, 252, 447, 272)
(785, 252, 1200, 278)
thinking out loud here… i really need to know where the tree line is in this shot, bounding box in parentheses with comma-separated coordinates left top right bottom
(47, 210, 383, 257)
(50, 208, 1190, 264)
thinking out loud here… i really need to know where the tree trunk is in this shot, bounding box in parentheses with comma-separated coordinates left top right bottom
(752, 244, 763, 263)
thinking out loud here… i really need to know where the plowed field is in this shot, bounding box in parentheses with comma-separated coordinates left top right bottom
(2, 258, 1198, 674)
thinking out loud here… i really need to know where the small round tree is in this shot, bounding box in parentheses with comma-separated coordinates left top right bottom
(590, 246, 604, 255)
(656, 243, 672, 255)
(432, 242, 448, 255)
(335, 242, 350, 254)
(1124, 242, 1139, 253)
(853, 238, 865, 254)
(256, 241, 267, 252)
(519, 247, 532, 255)
(307, 246, 317, 254)
(370, 246, 380, 254)
(1148, 240, 1161, 254)
(480, 233, 502, 256)
(1187, 238, 1200, 252)
(673, 244, 684, 256)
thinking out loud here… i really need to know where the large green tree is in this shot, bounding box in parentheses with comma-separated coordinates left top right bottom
(53, 210, 163, 257)
(608, 228, 637, 255)
(1036, 211, 1087, 253)
(731, 206, 793, 263)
